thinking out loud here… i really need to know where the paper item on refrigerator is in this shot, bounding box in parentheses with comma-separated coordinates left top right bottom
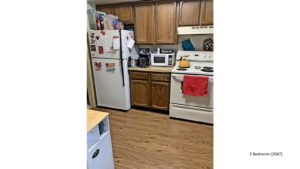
(113, 37, 120, 50)
(127, 38, 135, 49)
(131, 47, 139, 59)
(98, 46, 104, 54)
(106, 63, 116, 71)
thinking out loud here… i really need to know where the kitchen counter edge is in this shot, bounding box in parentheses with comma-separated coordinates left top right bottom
(87, 109, 109, 133)
(128, 66, 173, 73)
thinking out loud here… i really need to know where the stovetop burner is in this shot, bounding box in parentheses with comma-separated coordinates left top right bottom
(201, 68, 213, 72)
(177, 68, 188, 71)
(202, 66, 213, 69)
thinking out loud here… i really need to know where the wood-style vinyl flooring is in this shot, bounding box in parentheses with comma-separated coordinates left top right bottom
(94, 107, 213, 169)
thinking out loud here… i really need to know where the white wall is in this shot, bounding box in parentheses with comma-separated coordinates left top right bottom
(178, 34, 213, 51)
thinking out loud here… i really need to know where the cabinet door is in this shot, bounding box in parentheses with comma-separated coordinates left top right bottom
(134, 3, 155, 44)
(151, 81, 170, 110)
(155, 2, 177, 44)
(114, 5, 133, 23)
(96, 6, 114, 15)
(178, 0, 201, 26)
(200, 0, 213, 25)
(131, 79, 149, 107)
(87, 133, 114, 169)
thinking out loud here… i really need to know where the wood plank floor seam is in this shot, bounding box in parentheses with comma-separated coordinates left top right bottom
(93, 107, 213, 169)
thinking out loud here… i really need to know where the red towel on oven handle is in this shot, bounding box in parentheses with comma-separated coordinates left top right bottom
(182, 75, 209, 96)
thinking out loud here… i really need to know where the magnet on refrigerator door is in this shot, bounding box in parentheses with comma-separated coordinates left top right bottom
(96, 36, 99, 40)
(94, 62, 102, 71)
(106, 63, 116, 71)
(90, 39, 96, 44)
(89, 33, 96, 44)
(112, 36, 120, 50)
(91, 45, 96, 51)
(127, 38, 135, 49)
(98, 46, 104, 54)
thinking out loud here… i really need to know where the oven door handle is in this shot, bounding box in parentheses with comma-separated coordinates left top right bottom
(181, 81, 183, 90)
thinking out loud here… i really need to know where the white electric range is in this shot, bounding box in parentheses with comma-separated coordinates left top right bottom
(169, 51, 213, 124)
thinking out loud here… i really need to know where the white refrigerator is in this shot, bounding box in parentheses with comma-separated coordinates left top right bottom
(88, 30, 136, 110)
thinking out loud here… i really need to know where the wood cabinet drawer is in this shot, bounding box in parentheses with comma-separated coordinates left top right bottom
(151, 73, 170, 82)
(130, 71, 149, 80)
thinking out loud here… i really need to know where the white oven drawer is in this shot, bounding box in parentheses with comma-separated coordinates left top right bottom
(170, 104, 213, 124)
(170, 74, 213, 108)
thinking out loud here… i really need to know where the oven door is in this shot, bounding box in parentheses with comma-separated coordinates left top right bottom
(151, 55, 168, 66)
(170, 73, 213, 109)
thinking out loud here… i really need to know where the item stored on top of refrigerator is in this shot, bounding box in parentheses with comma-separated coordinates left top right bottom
(87, 8, 97, 30)
(124, 24, 134, 31)
(182, 39, 195, 51)
(203, 38, 213, 51)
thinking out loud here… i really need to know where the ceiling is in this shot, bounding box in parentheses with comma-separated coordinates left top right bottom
(94, 0, 142, 5)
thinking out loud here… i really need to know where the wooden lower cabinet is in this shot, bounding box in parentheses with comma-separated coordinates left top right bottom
(131, 79, 149, 107)
(150, 82, 170, 110)
(130, 71, 170, 111)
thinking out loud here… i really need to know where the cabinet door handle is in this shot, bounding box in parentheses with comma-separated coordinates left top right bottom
(92, 149, 100, 159)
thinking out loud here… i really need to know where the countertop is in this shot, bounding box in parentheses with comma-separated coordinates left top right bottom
(128, 66, 173, 73)
(87, 109, 109, 132)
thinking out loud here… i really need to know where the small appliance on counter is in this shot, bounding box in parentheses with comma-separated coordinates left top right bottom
(137, 48, 150, 68)
(150, 48, 175, 67)
(178, 56, 190, 68)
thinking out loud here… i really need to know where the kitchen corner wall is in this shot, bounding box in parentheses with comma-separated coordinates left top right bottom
(137, 34, 213, 52)
(178, 34, 213, 51)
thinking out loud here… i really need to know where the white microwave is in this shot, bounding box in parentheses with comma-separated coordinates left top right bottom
(150, 53, 175, 66)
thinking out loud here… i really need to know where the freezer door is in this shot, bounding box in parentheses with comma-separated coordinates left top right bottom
(88, 30, 120, 59)
(92, 58, 131, 110)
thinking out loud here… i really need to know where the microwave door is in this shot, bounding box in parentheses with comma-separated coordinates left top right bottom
(152, 56, 167, 66)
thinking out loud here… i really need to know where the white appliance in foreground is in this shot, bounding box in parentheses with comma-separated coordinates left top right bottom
(88, 30, 135, 110)
(170, 51, 213, 124)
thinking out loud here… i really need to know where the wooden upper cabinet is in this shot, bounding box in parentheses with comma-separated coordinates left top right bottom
(155, 2, 177, 44)
(114, 5, 133, 23)
(134, 3, 155, 44)
(96, 6, 114, 15)
(200, 0, 213, 25)
(178, 0, 201, 26)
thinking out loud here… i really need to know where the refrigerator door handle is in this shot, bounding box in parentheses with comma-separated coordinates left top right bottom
(119, 30, 125, 87)
(120, 60, 125, 87)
